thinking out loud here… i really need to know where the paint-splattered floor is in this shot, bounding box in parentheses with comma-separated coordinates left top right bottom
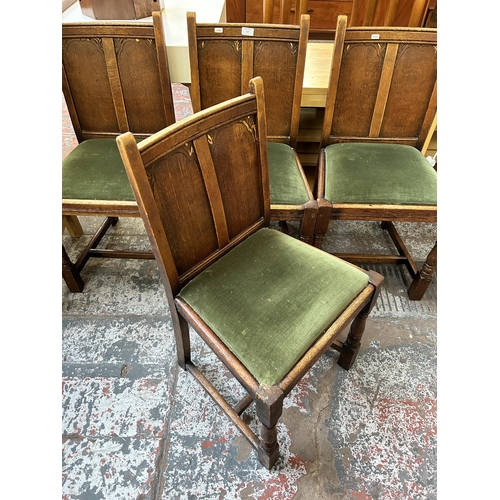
(62, 85, 437, 499)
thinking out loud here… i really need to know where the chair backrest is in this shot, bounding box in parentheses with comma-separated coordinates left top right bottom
(117, 77, 270, 296)
(62, 11, 175, 143)
(320, 15, 437, 150)
(187, 12, 309, 148)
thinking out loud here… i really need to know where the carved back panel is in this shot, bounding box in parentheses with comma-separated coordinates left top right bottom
(321, 16, 437, 150)
(117, 78, 270, 295)
(62, 13, 175, 143)
(188, 13, 309, 147)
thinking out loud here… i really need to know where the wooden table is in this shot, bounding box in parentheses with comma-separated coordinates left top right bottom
(62, 0, 227, 83)
(301, 41, 334, 108)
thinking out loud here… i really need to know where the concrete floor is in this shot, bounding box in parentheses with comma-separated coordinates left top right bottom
(62, 85, 437, 499)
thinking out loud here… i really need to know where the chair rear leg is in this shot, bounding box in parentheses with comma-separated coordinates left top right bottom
(297, 200, 317, 244)
(312, 200, 332, 249)
(278, 221, 290, 235)
(408, 243, 437, 300)
(173, 311, 191, 370)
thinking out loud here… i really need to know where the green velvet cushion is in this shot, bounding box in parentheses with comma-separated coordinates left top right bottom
(178, 228, 369, 386)
(324, 143, 437, 205)
(62, 138, 135, 201)
(267, 142, 311, 205)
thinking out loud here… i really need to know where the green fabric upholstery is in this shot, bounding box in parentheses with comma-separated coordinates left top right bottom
(178, 228, 369, 386)
(324, 143, 437, 206)
(62, 138, 135, 201)
(267, 142, 311, 205)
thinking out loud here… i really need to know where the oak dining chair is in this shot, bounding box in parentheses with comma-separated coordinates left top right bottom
(314, 15, 437, 299)
(62, 12, 175, 291)
(117, 76, 384, 469)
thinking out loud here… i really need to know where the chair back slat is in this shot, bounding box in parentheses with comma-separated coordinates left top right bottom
(118, 80, 270, 295)
(321, 17, 437, 150)
(187, 13, 309, 147)
(62, 13, 175, 143)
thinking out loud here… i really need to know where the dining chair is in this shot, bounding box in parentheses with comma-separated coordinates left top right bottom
(187, 12, 317, 243)
(62, 12, 175, 292)
(117, 76, 384, 469)
(314, 15, 437, 300)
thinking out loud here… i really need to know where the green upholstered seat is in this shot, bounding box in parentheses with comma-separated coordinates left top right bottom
(178, 228, 369, 386)
(62, 138, 135, 201)
(267, 142, 311, 205)
(324, 143, 437, 206)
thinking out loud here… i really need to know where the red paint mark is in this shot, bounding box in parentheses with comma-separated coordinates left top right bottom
(346, 490, 373, 500)
(202, 440, 214, 449)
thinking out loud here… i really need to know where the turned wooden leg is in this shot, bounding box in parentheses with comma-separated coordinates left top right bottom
(408, 243, 437, 300)
(338, 271, 383, 370)
(255, 386, 284, 469)
(62, 245, 84, 292)
(258, 423, 280, 470)
(338, 308, 369, 370)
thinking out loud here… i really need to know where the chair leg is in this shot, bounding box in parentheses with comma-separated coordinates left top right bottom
(173, 311, 191, 370)
(297, 200, 317, 244)
(62, 215, 83, 237)
(255, 386, 284, 469)
(62, 245, 84, 292)
(258, 423, 281, 470)
(408, 243, 437, 300)
(338, 271, 383, 370)
(312, 200, 332, 249)
(278, 220, 290, 235)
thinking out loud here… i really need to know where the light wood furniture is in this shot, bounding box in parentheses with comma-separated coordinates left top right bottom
(313, 16, 437, 300)
(62, 0, 77, 11)
(117, 75, 384, 469)
(187, 13, 317, 242)
(62, 12, 175, 292)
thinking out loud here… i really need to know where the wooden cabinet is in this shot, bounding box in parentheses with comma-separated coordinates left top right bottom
(226, 0, 436, 35)
(78, 0, 160, 20)
(245, 0, 353, 29)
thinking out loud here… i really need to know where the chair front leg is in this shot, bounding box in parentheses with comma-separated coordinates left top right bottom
(338, 271, 383, 370)
(255, 386, 284, 469)
(408, 242, 437, 300)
